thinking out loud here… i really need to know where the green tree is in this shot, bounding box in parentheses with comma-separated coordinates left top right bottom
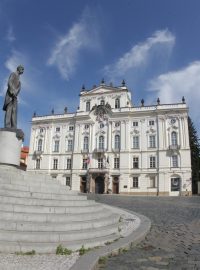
(188, 116, 200, 194)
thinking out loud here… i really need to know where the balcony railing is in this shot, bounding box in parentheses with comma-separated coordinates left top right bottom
(81, 149, 89, 153)
(34, 150, 43, 156)
(112, 148, 120, 152)
(169, 145, 180, 150)
(93, 148, 107, 153)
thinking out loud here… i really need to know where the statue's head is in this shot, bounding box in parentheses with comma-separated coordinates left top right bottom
(17, 65, 24, 75)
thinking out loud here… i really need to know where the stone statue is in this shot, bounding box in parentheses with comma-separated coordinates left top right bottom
(3, 65, 24, 129)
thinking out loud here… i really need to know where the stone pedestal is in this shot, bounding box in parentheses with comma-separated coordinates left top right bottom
(0, 128, 24, 166)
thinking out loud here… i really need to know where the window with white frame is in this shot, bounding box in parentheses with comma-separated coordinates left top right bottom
(149, 120, 155, 126)
(53, 159, 58, 170)
(84, 124, 89, 129)
(54, 140, 59, 152)
(149, 135, 156, 148)
(66, 177, 71, 187)
(133, 136, 139, 149)
(114, 157, 119, 169)
(114, 135, 120, 150)
(133, 121, 138, 127)
(99, 136, 104, 149)
(98, 158, 103, 169)
(149, 156, 156, 168)
(149, 176, 156, 188)
(133, 176, 139, 188)
(69, 126, 74, 131)
(172, 155, 178, 167)
(39, 128, 44, 133)
(36, 159, 40, 169)
(67, 140, 73, 151)
(115, 98, 120, 109)
(55, 127, 60, 132)
(86, 101, 90, 112)
(171, 131, 177, 146)
(82, 159, 88, 169)
(133, 157, 139, 169)
(66, 158, 72, 170)
(83, 136, 89, 150)
(37, 139, 43, 151)
(100, 123, 104, 128)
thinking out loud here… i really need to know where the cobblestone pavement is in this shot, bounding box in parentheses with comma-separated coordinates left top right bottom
(87, 195, 200, 270)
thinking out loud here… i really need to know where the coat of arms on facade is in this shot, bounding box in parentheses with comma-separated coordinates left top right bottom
(91, 103, 112, 122)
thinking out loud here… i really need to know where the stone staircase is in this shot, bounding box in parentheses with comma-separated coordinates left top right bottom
(0, 166, 120, 253)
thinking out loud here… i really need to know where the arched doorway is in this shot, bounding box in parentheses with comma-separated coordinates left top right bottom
(170, 175, 181, 196)
(80, 176, 87, 193)
(95, 176, 104, 194)
(112, 177, 119, 194)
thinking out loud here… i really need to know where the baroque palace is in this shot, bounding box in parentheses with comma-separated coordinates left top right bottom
(27, 80, 192, 196)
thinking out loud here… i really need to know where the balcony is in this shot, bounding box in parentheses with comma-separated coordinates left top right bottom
(93, 148, 107, 153)
(34, 150, 43, 156)
(112, 148, 120, 152)
(169, 145, 180, 151)
(89, 167, 109, 173)
(81, 149, 89, 153)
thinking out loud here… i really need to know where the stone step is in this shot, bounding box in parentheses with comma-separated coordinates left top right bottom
(0, 194, 94, 207)
(0, 233, 119, 253)
(0, 202, 103, 214)
(0, 183, 75, 194)
(0, 224, 119, 243)
(0, 208, 112, 222)
(0, 177, 66, 188)
(0, 189, 86, 200)
(0, 213, 119, 232)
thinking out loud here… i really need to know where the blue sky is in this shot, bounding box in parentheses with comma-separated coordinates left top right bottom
(0, 0, 200, 145)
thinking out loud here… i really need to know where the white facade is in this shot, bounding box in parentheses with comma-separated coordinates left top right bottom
(27, 82, 192, 196)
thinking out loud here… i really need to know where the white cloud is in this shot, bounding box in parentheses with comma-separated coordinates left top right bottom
(147, 61, 200, 123)
(103, 29, 175, 80)
(5, 26, 16, 42)
(47, 7, 100, 80)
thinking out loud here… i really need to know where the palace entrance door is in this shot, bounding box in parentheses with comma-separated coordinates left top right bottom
(95, 176, 104, 194)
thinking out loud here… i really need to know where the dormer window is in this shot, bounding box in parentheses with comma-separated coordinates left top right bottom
(115, 98, 120, 109)
(86, 101, 90, 112)
(100, 100, 105, 106)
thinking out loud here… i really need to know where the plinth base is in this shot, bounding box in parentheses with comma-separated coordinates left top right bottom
(0, 128, 24, 166)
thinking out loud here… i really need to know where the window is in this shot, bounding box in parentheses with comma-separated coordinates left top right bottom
(55, 127, 60, 132)
(133, 157, 139, 169)
(67, 140, 73, 151)
(149, 135, 156, 148)
(82, 159, 88, 169)
(53, 159, 58, 170)
(36, 159, 40, 169)
(115, 98, 120, 109)
(85, 124, 89, 129)
(150, 156, 156, 168)
(149, 120, 155, 126)
(133, 121, 138, 127)
(114, 157, 119, 169)
(66, 177, 71, 187)
(69, 126, 74, 131)
(171, 132, 177, 146)
(66, 158, 72, 170)
(83, 136, 89, 150)
(98, 158, 103, 169)
(133, 136, 139, 149)
(39, 128, 44, 133)
(86, 101, 90, 112)
(37, 139, 43, 151)
(149, 176, 156, 188)
(114, 135, 120, 150)
(172, 155, 178, 167)
(99, 136, 104, 149)
(115, 122, 120, 127)
(100, 123, 104, 128)
(133, 177, 139, 188)
(100, 100, 105, 106)
(54, 140, 59, 152)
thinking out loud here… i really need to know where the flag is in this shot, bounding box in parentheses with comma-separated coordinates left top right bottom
(86, 154, 91, 164)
